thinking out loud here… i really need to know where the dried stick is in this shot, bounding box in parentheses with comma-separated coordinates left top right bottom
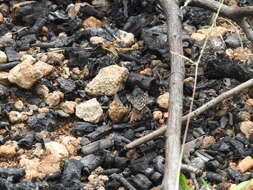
(159, 0, 185, 189)
(126, 78, 253, 149)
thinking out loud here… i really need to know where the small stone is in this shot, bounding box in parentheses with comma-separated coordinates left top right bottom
(191, 33, 206, 42)
(0, 141, 17, 157)
(0, 51, 7, 64)
(246, 98, 253, 106)
(59, 136, 80, 155)
(0, 13, 3, 24)
(47, 52, 64, 64)
(85, 65, 129, 96)
(60, 101, 77, 114)
(38, 107, 49, 113)
(0, 84, 8, 98)
(201, 136, 216, 149)
(0, 72, 9, 86)
(76, 98, 103, 123)
(45, 141, 69, 161)
(240, 121, 253, 139)
(36, 85, 49, 98)
(90, 36, 106, 45)
(156, 92, 170, 109)
(153, 111, 163, 120)
(108, 101, 128, 123)
(14, 100, 24, 111)
(8, 60, 54, 89)
(238, 111, 251, 121)
(117, 30, 135, 47)
(237, 156, 253, 173)
(45, 91, 64, 107)
(83, 16, 103, 27)
(8, 111, 22, 123)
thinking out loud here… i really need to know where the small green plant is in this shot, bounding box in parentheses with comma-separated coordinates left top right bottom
(179, 173, 193, 190)
(230, 179, 253, 190)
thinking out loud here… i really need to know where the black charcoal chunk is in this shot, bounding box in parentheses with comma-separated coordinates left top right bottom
(80, 154, 103, 175)
(27, 113, 57, 132)
(0, 167, 25, 182)
(72, 122, 97, 136)
(131, 174, 152, 190)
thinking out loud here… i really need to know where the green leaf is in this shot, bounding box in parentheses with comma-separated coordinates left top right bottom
(231, 179, 253, 190)
(179, 173, 193, 190)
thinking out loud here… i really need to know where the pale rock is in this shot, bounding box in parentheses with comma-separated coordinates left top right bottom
(60, 101, 77, 114)
(36, 84, 49, 98)
(59, 136, 80, 155)
(246, 98, 253, 106)
(0, 141, 17, 157)
(156, 92, 170, 109)
(14, 100, 24, 111)
(240, 121, 253, 138)
(45, 91, 64, 107)
(85, 65, 129, 96)
(237, 156, 253, 173)
(108, 101, 128, 123)
(83, 16, 103, 27)
(0, 50, 7, 64)
(201, 136, 216, 149)
(118, 30, 135, 46)
(238, 111, 251, 121)
(153, 110, 163, 120)
(8, 111, 22, 123)
(47, 52, 64, 64)
(76, 98, 103, 123)
(90, 36, 106, 45)
(8, 60, 54, 89)
(45, 141, 69, 160)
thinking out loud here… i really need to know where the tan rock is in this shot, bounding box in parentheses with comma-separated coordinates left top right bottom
(59, 136, 80, 155)
(246, 98, 253, 106)
(0, 141, 17, 157)
(0, 50, 7, 64)
(238, 111, 251, 121)
(8, 60, 54, 89)
(0, 72, 10, 85)
(240, 121, 253, 138)
(83, 16, 103, 27)
(191, 33, 206, 42)
(156, 92, 170, 109)
(60, 101, 77, 114)
(36, 84, 49, 98)
(45, 141, 69, 161)
(76, 98, 103, 123)
(85, 65, 129, 96)
(8, 111, 22, 123)
(90, 36, 106, 45)
(14, 100, 24, 111)
(117, 30, 135, 46)
(45, 91, 64, 107)
(201, 136, 216, 149)
(47, 52, 64, 64)
(108, 101, 128, 123)
(237, 156, 253, 173)
(153, 110, 163, 120)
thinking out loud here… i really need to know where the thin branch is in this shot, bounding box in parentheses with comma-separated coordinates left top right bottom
(160, 0, 185, 189)
(125, 78, 253, 149)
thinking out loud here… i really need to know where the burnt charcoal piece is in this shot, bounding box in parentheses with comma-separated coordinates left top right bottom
(0, 61, 20, 71)
(227, 168, 242, 182)
(13, 181, 47, 190)
(218, 142, 231, 153)
(72, 122, 97, 136)
(66, 47, 90, 68)
(0, 178, 12, 190)
(123, 14, 150, 36)
(80, 154, 103, 175)
(80, 137, 91, 146)
(0, 167, 25, 182)
(87, 125, 112, 141)
(45, 171, 61, 181)
(81, 137, 114, 155)
(103, 151, 129, 168)
(225, 33, 241, 48)
(79, 4, 105, 19)
(204, 54, 253, 82)
(183, 7, 211, 28)
(206, 160, 220, 171)
(105, 178, 121, 190)
(57, 77, 76, 93)
(27, 113, 57, 132)
(62, 159, 83, 189)
(18, 131, 35, 149)
(55, 18, 82, 34)
(5, 48, 20, 62)
(0, 135, 6, 145)
(239, 0, 253, 6)
(206, 172, 223, 183)
(111, 173, 137, 190)
(130, 153, 156, 173)
(126, 73, 156, 91)
(228, 139, 247, 158)
(101, 168, 121, 175)
(0, 84, 8, 99)
(153, 156, 165, 173)
(131, 174, 152, 190)
(150, 172, 162, 182)
(16, 34, 37, 51)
